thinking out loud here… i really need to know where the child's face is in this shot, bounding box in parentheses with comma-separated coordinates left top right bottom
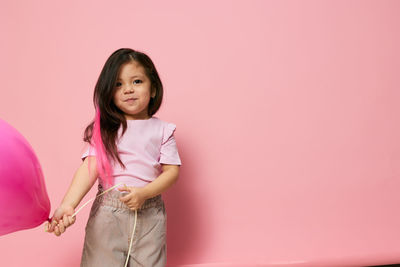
(113, 61, 155, 120)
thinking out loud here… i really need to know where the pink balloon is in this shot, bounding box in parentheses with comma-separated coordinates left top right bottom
(0, 118, 50, 236)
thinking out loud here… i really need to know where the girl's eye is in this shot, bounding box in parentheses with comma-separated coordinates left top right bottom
(115, 80, 142, 87)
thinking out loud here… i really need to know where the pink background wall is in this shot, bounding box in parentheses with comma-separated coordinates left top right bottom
(1, 0, 399, 266)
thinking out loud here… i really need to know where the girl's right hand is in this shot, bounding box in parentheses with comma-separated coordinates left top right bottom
(45, 205, 76, 236)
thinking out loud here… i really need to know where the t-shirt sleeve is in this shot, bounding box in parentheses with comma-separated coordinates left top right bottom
(159, 122, 182, 165)
(81, 144, 96, 161)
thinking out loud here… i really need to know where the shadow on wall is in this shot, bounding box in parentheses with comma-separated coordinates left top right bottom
(163, 144, 209, 263)
(165, 264, 400, 267)
(369, 264, 400, 267)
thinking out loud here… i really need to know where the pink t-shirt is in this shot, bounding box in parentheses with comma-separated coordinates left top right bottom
(81, 116, 181, 190)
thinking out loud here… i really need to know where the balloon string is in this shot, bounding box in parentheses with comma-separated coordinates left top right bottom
(51, 182, 137, 267)
(71, 182, 125, 218)
(125, 208, 137, 267)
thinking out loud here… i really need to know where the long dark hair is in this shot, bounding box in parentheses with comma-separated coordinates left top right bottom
(83, 48, 164, 188)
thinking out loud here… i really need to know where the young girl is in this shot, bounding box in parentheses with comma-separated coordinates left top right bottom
(45, 48, 182, 267)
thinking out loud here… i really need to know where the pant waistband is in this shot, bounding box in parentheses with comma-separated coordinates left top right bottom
(94, 183, 163, 211)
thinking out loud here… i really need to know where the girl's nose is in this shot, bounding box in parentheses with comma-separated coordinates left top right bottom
(124, 86, 134, 94)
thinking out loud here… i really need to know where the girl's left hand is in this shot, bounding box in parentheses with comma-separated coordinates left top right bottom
(118, 185, 147, 211)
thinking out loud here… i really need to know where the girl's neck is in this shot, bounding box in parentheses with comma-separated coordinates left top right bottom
(125, 115, 152, 120)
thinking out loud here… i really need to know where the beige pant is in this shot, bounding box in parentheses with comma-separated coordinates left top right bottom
(80, 184, 167, 267)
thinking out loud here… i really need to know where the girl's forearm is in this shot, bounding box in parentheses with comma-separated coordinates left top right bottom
(60, 157, 98, 209)
(142, 168, 179, 199)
